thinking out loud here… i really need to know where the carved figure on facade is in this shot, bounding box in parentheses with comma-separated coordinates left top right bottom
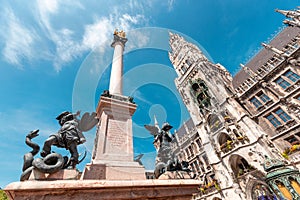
(21, 111, 98, 181)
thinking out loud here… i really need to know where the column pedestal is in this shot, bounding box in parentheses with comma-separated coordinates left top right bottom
(81, 95, 145, 180)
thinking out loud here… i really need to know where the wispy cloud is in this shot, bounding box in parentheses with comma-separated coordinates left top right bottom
(0, 108, 57, 138)
(1, 8, 38, 67)
(0, 1, 162, 71)
(35, 0, 148, 72)
(168, 0, 175, 11)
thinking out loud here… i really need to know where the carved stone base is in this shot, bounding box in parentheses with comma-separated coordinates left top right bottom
(81, 162, 145, 180)
(5, 179, 199, 200)
(158, 171, 194, 180)
(28, 169, 80, 181)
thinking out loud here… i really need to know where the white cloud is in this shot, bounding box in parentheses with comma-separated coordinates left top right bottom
(82, 17, 113, 52)
(41, 0, 59, 14)
(1, 8, 38, 67)
(1, 1, 149, 71)
(126, 30, 150, 51)
(36, 0, 148, 72)
(168, 0, 175, 11)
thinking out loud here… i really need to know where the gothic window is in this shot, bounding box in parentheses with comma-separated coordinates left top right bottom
(185, 148, 191, 158)
(289, 177, 300, 195)
(283, 70, 300, 82)
(178, 53, 182, 61)
(233, 129, 242, 138)
(250, 97, 262, 108)
(266, 108, 292, 128)
(189, 146, 194, 157)
(276, 181, 293, 200)
(284, 135, 300, 145)
(196, 139, 202, 149)
(249, 91, 272, 110)
(266, 113, 282, 128)
(251, 183, 275, 200)
(275, 108, 292, 122)
(186, 58, 192, 67)
(275, 77, 291, 89)
(258, 92, 271, 103)
(202, 154, 209, 166)
(198, 158, 205, 172)
(181, 65, 187, 73)
(194, 160, 200, 172)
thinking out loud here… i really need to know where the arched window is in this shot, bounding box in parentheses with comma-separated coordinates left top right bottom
(229, 155, 253, 178)
(276, 180, 293, 200)
(218, 132, 233, 153)
(289, 177, 300, 195)
(250, 182, 275, 200)
(233, 129, 241, 138)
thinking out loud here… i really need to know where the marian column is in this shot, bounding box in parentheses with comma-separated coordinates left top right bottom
(109, 30, 127, 95)
(82, 30, 145, 180)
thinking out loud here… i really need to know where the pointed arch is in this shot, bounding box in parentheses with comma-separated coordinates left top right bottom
(229, 154, 252, 178)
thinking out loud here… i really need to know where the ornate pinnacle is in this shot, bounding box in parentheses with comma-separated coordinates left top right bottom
(276, 9, 291, 17)
(276, 9, 300, 19)
(240, 63, 257, 78)
(283, 19, 300, 28)
(261, 42, 284, 56)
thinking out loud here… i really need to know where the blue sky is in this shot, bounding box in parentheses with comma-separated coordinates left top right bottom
(0, 0, 299, 187)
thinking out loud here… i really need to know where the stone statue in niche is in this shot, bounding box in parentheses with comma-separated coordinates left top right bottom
(144, 121, 195, 179)
(20, 111, 98, 181)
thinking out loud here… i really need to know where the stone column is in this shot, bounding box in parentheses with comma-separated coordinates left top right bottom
(81, 31, 145, 180)
(109, 33, 127, 95)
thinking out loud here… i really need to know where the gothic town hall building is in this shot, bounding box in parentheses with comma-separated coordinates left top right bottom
(169, 7, 300, 200)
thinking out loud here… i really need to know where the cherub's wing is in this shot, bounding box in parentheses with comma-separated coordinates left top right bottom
(78, 112, 99, 132)
(134, 154, 144, 166)
(144, 125, 159, 136)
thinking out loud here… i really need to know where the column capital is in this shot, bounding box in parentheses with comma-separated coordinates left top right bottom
(111, 34, 128, 48)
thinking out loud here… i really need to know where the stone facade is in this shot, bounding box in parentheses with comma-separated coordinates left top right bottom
(169, 7, 300, 200)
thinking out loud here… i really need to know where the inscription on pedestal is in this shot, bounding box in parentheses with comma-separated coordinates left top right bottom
(106, 118, 128, 153)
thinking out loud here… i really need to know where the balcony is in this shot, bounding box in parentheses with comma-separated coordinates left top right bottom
(281, 144, 300, 160)
(219, 136, 250, 154)
(194, 179, 220, 199)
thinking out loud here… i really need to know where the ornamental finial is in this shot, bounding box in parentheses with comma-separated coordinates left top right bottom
(114, 29, 126, 38)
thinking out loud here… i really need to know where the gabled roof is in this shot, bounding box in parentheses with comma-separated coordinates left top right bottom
(232, 26, 300, 89)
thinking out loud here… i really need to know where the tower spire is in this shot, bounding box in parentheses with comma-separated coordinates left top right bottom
(276, 9, 300, 19)
(283, 19, 300, 27)
(276, 8, 300, 28)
